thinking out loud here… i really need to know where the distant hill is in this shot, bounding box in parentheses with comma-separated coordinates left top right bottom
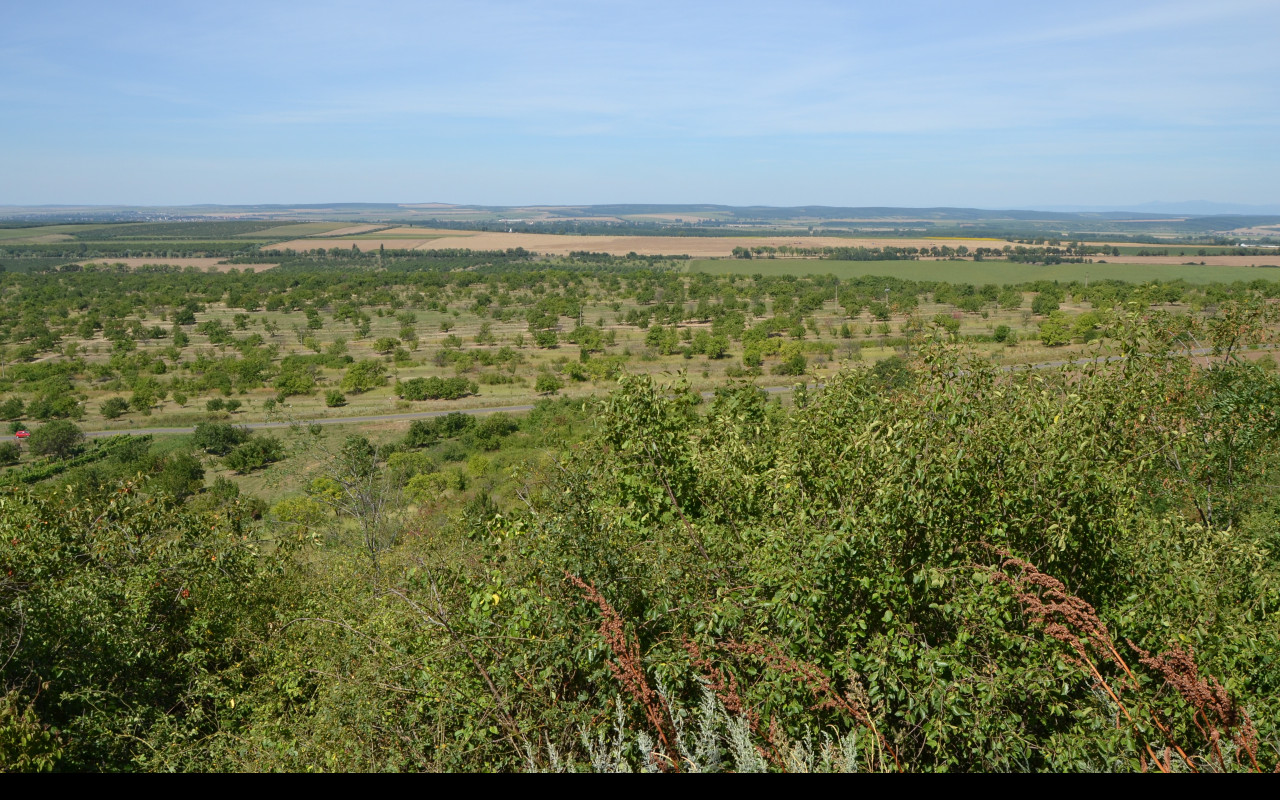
(1039, 201, 1280, 216)
(1, 203, 1277, 238)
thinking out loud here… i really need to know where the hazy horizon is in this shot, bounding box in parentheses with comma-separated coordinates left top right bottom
(4, 201, 1280, 218)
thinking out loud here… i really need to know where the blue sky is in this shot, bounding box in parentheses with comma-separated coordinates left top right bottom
(2, 1, 1277, 208)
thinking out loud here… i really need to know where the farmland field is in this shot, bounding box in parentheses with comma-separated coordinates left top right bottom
(688, 257, 1280, 284)
(260, 228, 1280, 264)
(238, 221, 355, 237)
(0, 223, 116, 242)
(264, 230, 1024, 257)
(76, 257, 279, 271)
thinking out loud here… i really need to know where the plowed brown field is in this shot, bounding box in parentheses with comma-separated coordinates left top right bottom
(77, 258, 277, 271)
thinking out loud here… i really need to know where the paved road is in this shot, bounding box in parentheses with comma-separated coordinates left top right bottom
(77, 347, 1238, 439)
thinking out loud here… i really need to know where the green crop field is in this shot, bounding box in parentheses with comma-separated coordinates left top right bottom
(0, 223, 117, 242)
(240, 221, 355, 238)
(338, 232, 449, 240)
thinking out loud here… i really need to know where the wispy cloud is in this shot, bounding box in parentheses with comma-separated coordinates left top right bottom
(1, 0, 1276, 205)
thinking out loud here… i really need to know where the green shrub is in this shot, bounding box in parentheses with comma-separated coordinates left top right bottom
(396, 377, 476, 401)
(998, 288, 1023, 309)
(1031, 291, 1060, 315)
(148, 452, 205, 501)
(402, 412, 476, 449)
(223, 435, 284, 473)
(1038, 311, 1072, 347)
(0, 397, 24, 420)
(535, 372, 563, 394)
(273, 369, 316, 398)
(100, 397, 130, 420)
(772, 351, 807, 376)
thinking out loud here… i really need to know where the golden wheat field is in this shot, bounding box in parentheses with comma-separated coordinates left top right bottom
(264, 230, 1025, 257)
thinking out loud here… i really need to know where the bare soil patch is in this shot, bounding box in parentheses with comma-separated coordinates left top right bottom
(357, 227, 472, 238)
(1113, 255, 1280, 266)
(77, 258, 277, 272)
(409, 231, 1016, 257)
(263, 237, 444, 251)
(263, 229, 1175, 258)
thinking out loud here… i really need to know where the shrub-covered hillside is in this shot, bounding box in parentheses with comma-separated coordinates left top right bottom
(3, 305, 1279, 771)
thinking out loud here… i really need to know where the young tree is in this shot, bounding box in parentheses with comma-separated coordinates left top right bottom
(100, 397, 130, 420)
(1038, 311, 1071, 347)
(191, 421, 250, 455)
(28, 420, 85, 460)
(535, 372, 563, 395)
(341, 360, 388, 394)
(224, 435, 284, 473)
(0, 397, 24, 420)
(1031, 292, 1060, 315)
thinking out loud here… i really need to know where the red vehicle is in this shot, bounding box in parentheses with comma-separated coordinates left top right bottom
(14, 430, 30, 440)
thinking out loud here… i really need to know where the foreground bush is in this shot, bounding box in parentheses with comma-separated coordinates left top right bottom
(375, 307, 1280, 771)
(0, 484, 285, 770)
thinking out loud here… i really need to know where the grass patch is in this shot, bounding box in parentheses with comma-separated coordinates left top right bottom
(244, 222, 354, 238)
(0, 224, 118, 242)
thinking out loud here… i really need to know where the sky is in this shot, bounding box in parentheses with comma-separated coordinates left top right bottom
(2, 0, 1278, 209)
